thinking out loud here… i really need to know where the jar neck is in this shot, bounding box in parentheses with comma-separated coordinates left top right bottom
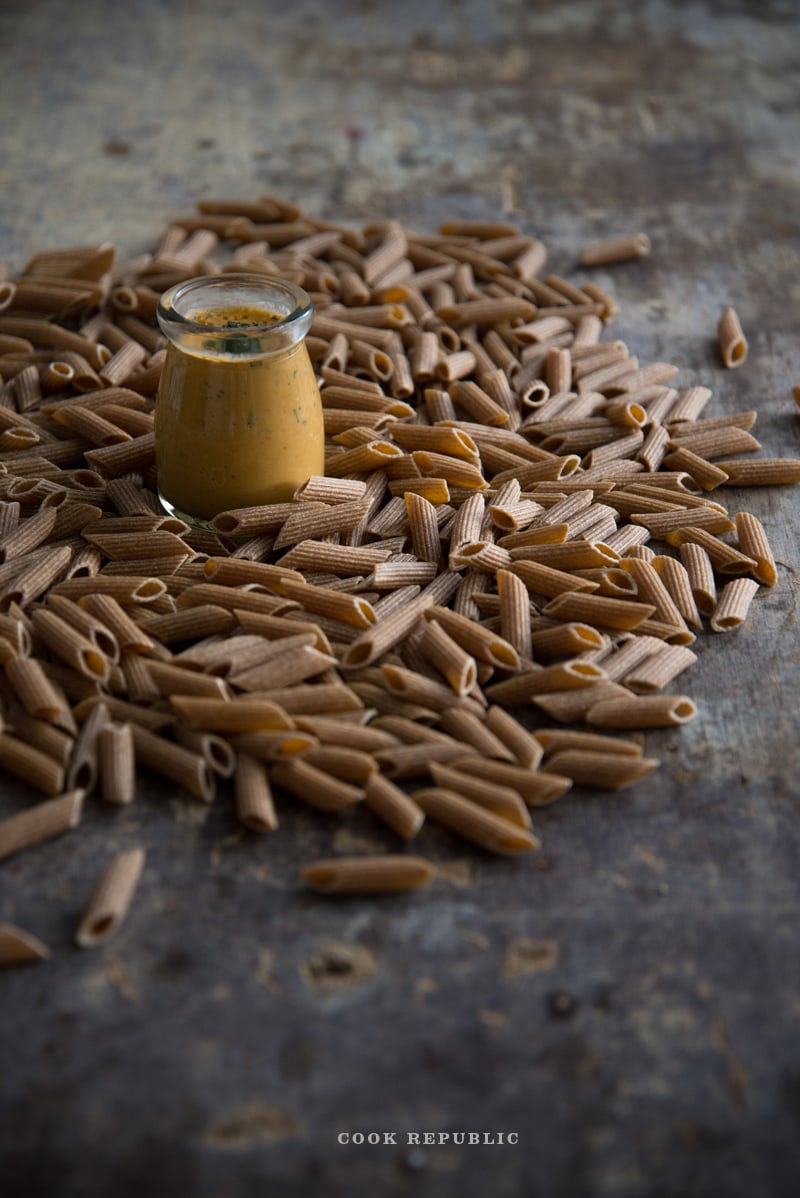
(157, 273, 313, 361)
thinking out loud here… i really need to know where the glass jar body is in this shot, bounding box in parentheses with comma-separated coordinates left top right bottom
(154, 275, 324, 524)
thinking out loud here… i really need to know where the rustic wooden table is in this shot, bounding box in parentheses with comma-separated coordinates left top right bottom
(1, 2, 799, 1195)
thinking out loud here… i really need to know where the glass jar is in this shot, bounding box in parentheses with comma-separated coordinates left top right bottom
(154, 274, 324, 526)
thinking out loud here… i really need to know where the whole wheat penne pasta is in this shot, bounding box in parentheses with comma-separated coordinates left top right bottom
(410, 451, 487, 491)
(30, 607, 109, 681)
(0, 730, 67, 795)
(4, 655, 68, 721)
(587, 693, 697, 728)
(51, 404, 132, 447)
(534, 728, 643, 757)
(531, 622, 606, 659)
(667, 527, 757, 574)
(340, 593, 433, 669)
(597, 635, 665, 682)
(97, 722, 136, 804)
(422, 605, 520, 671)
(131, 724, 215, 802)
(6, 706, 72, 765)
(618, 557, 689, 631)
(0, 922, 51, 965)
(293, 476, 368, 505)
(0, 507, 57, 564)
(370, 559, 439, 589)
(371, 740, 466, 779)
(303, 853, 433, 894)
(293, 716, 397, 752)
(0, 787, 84, 860)
(380, 663, 483, 715)
(226, 729, 316, 760)
(245, 683, 363, 715)
(279, 579, 376, 629)
(230, 644, 337, 692)
(270, 757, 363, 811)
(174, 726, 236, 777)
(361, 773, 424, 838)
(413, 786, 540, 854)
(623, 643, 698, 692)
(2, 544, 73, 608)
(403, 492, 443, 566)
(232, 609, 332, 654)
(541, 592, 655, 630)
(714, 457, 800, 486)
(733, 512, 776, 587)
(649, 554, 703, 630)
(484, 660, 606, 705)
(277, 541, 391, 575)
(84, 431, 155, 477)
(496, 568, 533, 659)
(532, 680, 633, 722)
(419, 617, 477, 697)
(507, 559, 596, 600)
(83, 529, 190, 560)
(447, 379, 511, 427)
(579, 233, 650, 267)
(437, 708, 516, 762)
(75, 847, 145, 949)
(717, 306, 748, 368)
(428, 763, 532, 829)
(448, 755, 573, 807)
(175, 583, 292, 617)
(140, 604, 236, 643)
(66, 699, 110, 791)
(544, 749, 659, 790)
(302, 744, 377, 783)
(51, 574, 168, 605)
(168, 695, 292, 732)
(210, 502, 298, 537)
(235, 753, 278, 832)
(75, 591, 156, 654)
(509, 541, 619, 570)
(710, 577, 760, 632)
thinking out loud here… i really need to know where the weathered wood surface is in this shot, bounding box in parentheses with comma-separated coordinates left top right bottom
(1, 1, 799, 1195)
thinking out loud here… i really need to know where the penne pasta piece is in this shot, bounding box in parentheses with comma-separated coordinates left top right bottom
(532, 680, 633, 723)
(586, 694, 698, 728)
(479, 706, 543, 769)
(496, 568, 533, 660)
(0, 922, 51, 965)
(270, 757, 363, 812)
(667, 527, 757, 575)
(422, 605, 520, 671)
(717, 306, 748, 368)
(4, 655, 67, 721)
(380, 663, 484, 715)
(623, 643, 698, 692)
(0, 788, 84, 860)
(412, 786, 540, 854)
(733, 512, 776, 587)
(534, 728, 643, 757)
(362, 773, 425, 839)
(580, 233, 650, 267)
(544, 749, 659, 790)
(713, 458, 800, 486)
(303, 854, 433, 894)
(447, 755, 573, 806)
(66, 699, 110, 791)
(710, 578, 760, 632)
(30, 607, 110, 681)
(428, 763, 532, 828)
(169, 695, 293, 733)
(98, 722, 136, 804)
(651, 554, 703, 629)
(541, 592, 655, 631)
(419, 617, 477, 697)
(371, 741, 466, 779)
(131, 724, 215, 802)
(76, 848, 146, 948)
(484, 660, 607, 704)
(235, 753, 279, 831)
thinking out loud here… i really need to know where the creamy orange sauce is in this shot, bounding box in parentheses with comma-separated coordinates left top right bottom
(155, 307, 324, 521)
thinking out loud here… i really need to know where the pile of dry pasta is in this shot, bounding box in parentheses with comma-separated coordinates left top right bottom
(1, 195, 798, 964)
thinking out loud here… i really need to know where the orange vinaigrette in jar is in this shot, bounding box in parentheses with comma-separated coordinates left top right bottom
(155, 274, 324, 526)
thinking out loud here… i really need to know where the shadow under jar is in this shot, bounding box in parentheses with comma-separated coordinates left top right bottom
(155, 274, 324, 526)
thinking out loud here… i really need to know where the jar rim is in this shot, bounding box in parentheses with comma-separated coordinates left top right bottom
(157, 272, 313, 337)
